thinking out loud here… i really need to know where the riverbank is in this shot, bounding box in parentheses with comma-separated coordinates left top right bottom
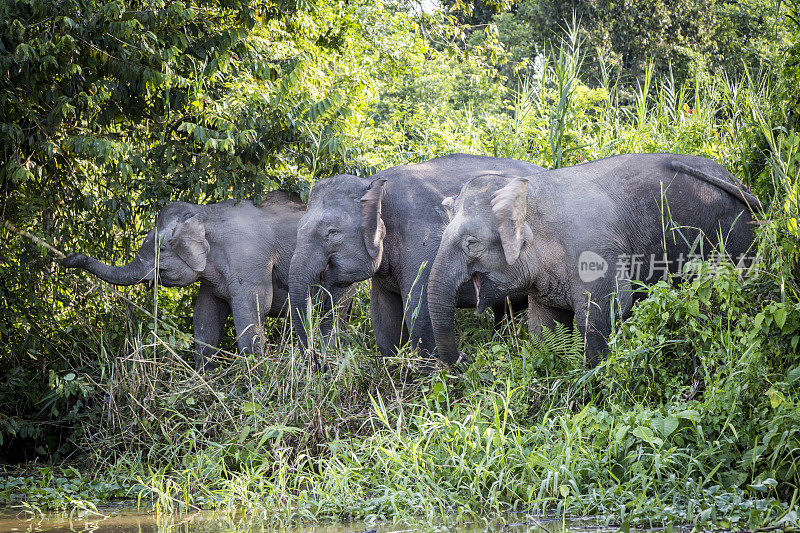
(2, 287, 798, 529)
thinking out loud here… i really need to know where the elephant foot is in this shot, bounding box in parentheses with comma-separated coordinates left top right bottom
(416, 351, 471, 375)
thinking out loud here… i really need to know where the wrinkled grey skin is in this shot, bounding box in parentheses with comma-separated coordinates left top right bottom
(429, 153, 761, 366)
(289, 154, 543, 364)
(62, 191, 305, 370)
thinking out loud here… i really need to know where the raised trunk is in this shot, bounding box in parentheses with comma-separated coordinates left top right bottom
(71, 254, 152, 286)
(427, 249, 468, 365)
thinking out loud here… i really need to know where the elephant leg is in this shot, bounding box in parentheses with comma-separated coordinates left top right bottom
(337, 284, 357, 322)
(327, 283, 357, 344)
(491, 300, 510, 330)
(371, 282, 407, 358)
(232, 282, 272, 356)
(574, 279, 632, 367)
(318, 284, 353, 350)
(490, 296, 527, 330)
(193, 283, 231, 371)
(527, 297, 574, 339)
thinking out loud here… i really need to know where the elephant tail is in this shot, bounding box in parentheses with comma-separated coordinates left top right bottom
(670, 160, 763, 213)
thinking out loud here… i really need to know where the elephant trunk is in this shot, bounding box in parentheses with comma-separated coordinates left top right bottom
(288, 248, 327, 353)
(428, 247, 468, 365)
(61, 253, 153, 286)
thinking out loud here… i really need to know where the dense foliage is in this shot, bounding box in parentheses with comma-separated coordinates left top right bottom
(0, 0, 391, 369)
(1, 0, 799, 528)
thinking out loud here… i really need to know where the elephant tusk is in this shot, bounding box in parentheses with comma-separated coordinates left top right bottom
(472, 272, 481, 310)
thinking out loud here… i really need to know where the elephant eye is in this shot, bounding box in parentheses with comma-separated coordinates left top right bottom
(462, 235, 486, 257)
(325, 227, 339, 239)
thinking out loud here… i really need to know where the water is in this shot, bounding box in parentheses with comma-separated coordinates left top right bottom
(0, 509, 614, 533)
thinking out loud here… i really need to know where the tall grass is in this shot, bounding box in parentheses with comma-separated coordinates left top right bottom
(4, 29, 799, 530)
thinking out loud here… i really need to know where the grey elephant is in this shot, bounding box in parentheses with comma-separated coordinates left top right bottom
(62, 191, 305, 369)
(288, 154, 543, 364)
(428, 153, 762, 365)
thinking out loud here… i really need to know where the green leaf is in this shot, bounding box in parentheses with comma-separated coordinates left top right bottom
(662, 415, 679, 437)
(687, 300, 700, 317)
(632, 426, 664, 448)
(775, 307, 788, 329)
(776, 510, 798, 525)
(766, 387, 786, 409)
(676, 409, 701, 421)
(238, 425, 251, 443)
(698, 285, 712, 303)
(242, 402, 262, 415)
(787, 366, 800, 384)
(748, 478, 778, 493)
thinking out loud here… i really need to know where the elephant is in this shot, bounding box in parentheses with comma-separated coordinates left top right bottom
(61, 191, 306, 370)
(428, 153, 762, 366)
(288, 154, 543, 364)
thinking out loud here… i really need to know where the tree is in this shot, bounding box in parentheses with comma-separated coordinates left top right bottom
(0, 0, 368, 371)
(495, 0, 718, 84)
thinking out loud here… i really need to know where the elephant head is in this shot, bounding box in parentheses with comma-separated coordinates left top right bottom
(289, 174, 388, 351)
(429, 175, 534, 363)
(62, 202, 210, 288)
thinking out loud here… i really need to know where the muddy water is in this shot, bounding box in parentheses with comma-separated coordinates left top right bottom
(0, 509, 608, 533)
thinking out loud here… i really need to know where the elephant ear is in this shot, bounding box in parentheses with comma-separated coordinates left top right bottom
(440, 196, 455, 222)
(169, 214, 210, 271)
(360, 178, 388, 260)
(490, 177, 530, 265)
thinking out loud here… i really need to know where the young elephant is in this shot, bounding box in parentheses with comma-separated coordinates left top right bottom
(428, 153, 761, 365)
(62, 191, 305, 369)
(289, 154, 543, 363)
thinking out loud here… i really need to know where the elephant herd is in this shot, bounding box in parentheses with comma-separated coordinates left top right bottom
(62, 153, 761, 370)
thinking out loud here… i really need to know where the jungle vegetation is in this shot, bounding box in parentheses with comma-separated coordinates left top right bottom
(1, 0, 800, 528)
